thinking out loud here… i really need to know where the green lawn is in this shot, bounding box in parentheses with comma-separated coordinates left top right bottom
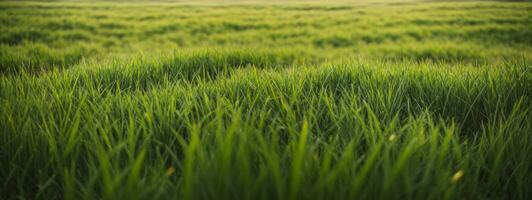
(1, 1, 531, 199)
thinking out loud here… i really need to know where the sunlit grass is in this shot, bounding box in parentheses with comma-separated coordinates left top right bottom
(1, 1, 531, 199)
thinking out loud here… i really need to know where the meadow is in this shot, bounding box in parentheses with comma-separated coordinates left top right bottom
(1, 1, 531, 199)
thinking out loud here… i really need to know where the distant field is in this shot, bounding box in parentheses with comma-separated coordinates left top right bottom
(1, 1, 531, 200)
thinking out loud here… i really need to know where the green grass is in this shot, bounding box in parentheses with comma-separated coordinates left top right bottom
(1, 1, 531, 199)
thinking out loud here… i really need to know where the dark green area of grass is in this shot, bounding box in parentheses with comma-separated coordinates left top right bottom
(1, 1, 531, 200)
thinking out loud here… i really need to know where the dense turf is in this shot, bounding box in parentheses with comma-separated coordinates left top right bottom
(1, 1, 531, 200)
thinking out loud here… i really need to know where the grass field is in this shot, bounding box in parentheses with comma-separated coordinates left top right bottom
(1, 0, 531, 199)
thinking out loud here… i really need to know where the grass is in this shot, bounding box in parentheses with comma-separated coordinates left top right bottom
(1, 0, 531, 199)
